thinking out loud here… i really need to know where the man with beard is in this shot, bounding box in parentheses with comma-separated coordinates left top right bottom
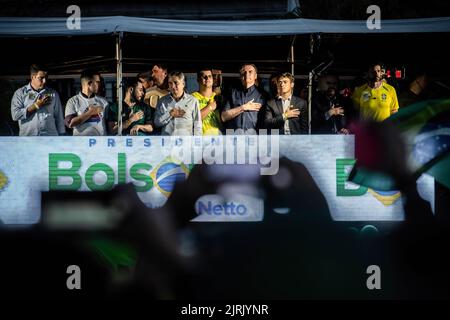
(138, 71, 154, 107)
(312, 75, 351, 134)
(65, 69, 108, 136)
(352, 62, 399, 122)
(146, 64, 169, 109)
(106, 79, 154, 136)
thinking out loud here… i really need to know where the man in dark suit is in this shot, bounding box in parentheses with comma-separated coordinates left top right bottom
(264, 72, 308, 134)
(312, 79, 352, 134)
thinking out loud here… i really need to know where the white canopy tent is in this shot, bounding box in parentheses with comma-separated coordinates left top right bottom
(2, 15, 450, 134)
(2, 16, 450, 36)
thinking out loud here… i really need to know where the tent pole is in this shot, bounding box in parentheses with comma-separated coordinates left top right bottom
(307, 34, 314, 135)
(290, 35, 296, 75)
(116, 32, 124, 136)
(308, 71, 313, 135)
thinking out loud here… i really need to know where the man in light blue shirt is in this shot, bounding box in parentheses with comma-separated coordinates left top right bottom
(154, 71, 202, 136)
(10, 64, 65, 136)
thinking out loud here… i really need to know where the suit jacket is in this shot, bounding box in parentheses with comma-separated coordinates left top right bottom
(264, 95, 308, 134)
(311, 92, 352, 134)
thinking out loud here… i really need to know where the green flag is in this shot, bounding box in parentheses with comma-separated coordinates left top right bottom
(349, 99, 450, 190)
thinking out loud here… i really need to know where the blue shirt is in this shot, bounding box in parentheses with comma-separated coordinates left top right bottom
(10, 83, 65, 136)
(223, 85, 267, 131)
(154, 92, 202, 136)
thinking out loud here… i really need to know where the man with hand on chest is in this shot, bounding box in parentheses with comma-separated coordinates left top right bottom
(154, 71, 202, 136)
(221, 64, 267, 133)
(11, 64, 65, 136)
(65, 69, 108, 136)
(106, 79, 154, 136)
(264, 72, 308, 134)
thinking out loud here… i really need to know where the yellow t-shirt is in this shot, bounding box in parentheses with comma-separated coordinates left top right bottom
(352, 83, 399, 122)
(192, 91, 222, 135)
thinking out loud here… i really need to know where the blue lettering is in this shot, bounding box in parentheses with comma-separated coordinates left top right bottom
(236, 205, 247, 215)
(175, 138, 183, 146)
(126, 138, 133, 147)
(229, 203, 236, 215)
(196, 200, 247, 216)
(89, 138, 96, 147)
(223, 203, 231, 215)
(107, 138, 115, 147)
(144, 138, 151, 147)
(197, 201, 212, 215)
(213, 204, 223, 215)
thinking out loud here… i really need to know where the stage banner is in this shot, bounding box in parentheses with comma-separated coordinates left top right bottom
(0, 135, 434, 224)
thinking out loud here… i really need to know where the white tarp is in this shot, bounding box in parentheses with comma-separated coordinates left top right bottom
(1, 16, 450, 37)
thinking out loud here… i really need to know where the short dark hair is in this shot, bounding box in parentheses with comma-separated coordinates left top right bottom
(80, 69, 100, 83)
(168, 71, 185, 82)
(153, 63, 168, 71)
(137, 71, 152, 81)
(278, 72, 295, 83)
(124, 78, 142, 91)
(30, 64, 46, 75)
(239, 64, 258, 75)
(197, 68, 213, 80)
(369, 61, 385, 71)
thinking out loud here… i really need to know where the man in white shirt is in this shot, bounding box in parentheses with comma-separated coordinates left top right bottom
(154, 71, 202, 136)
(64, 69, 108, 136)
(11, 64, 65, 136)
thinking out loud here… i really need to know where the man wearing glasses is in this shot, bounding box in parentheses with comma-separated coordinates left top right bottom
(11, 64, 65, 136)
(192, 68, 223, 135)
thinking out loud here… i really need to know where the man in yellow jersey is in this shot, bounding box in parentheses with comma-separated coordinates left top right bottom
(352, 62, 399, 122)
(192, 68, 223, 135)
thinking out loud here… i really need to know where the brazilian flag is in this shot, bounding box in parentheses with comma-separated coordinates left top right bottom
(349, 99, 450, 190)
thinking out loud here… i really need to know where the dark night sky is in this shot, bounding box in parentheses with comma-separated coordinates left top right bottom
(2, 1, 450, 19)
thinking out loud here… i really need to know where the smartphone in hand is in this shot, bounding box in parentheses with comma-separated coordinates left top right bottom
(39, 92, 52, 104)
